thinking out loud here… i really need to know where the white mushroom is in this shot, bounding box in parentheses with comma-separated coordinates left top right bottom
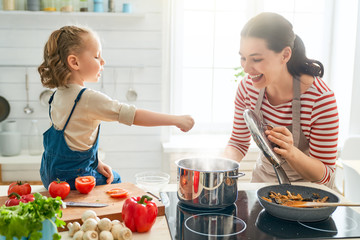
(111, 223, 132, 240)
(81, 210, 98, 223)
(83, 230, 99, 240)
(72, 230, 84, 240)
(67, 222, 81, 237)
(81, 218, 98, 232)
(98, 218, 112, 232)
(99, 231, 114, 240)
(111, 220, 121, 226)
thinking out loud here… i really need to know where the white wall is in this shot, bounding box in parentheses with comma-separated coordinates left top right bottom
(0, 0, 167, 183)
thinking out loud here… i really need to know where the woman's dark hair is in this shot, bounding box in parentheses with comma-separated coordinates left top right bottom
(241, 12, 323, 77)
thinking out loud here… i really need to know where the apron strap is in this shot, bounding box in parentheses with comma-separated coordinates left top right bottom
(292, 77, 301, 148)
(62, 88, 87, 131)
(255, 88, 266, 116)
(48, 90, 57, 122)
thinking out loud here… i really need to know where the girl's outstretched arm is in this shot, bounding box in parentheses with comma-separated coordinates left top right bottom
(133, 109, 194, 132)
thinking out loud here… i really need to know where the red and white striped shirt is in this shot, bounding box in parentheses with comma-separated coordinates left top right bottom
(228, 75, 339, 184)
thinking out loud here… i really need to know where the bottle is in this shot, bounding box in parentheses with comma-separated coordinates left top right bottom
(108, 0, 114, 12)
(79, 0, 88, 12)
(0, 121, 21, 156)
(28, 120, 42, 155)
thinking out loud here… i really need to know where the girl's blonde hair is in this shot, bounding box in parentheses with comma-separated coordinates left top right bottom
(38, 25, 93, 88)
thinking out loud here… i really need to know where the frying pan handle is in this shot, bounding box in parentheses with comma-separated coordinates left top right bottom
(228, 172, 246, 179)
(273, 165, 291, 185)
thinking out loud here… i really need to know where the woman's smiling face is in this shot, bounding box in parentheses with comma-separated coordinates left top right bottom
(239, 37, 285, 89)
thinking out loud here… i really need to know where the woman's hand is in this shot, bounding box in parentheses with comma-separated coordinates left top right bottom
(97, 160, 114, 184)
(175, 115, 195, 132)
(265, 126, 297, 159)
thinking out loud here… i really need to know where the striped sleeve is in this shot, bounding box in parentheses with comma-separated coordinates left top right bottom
(309, 78, 339, 184)
(227, 77, 255, 156)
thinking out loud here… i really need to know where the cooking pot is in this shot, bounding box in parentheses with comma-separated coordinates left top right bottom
(175, 157, 245, 209)
(257, 184, 339, 222)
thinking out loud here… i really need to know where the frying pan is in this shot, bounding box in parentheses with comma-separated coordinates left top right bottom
(0, 96, 10, 122)
(257, 184, 339, 222)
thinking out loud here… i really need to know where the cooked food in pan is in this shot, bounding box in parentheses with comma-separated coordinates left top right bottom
(262, 190, 329, 207)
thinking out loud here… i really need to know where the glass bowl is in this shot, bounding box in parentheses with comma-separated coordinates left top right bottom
(135, 171, 170, 194)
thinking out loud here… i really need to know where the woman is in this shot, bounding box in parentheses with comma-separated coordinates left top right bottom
(224, 12, 339, 188)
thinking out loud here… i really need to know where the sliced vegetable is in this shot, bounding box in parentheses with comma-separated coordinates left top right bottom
(122, 195, 158, 232)
(75, 176, 96, 194)
(7, 181, 31, 197)
(48, 178, 71, 199)
(106, 188, 129, 198)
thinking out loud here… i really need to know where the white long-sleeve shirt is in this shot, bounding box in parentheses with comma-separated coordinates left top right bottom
(228, 76, 339, 184)
(49, 84, 136, 151)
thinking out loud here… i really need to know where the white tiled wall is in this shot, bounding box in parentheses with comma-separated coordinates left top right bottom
(0, 0, 168, 183)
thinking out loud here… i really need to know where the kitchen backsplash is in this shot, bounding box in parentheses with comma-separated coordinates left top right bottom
(0, 0, 168, 183)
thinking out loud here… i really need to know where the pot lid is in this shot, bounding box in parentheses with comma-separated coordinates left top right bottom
(243, 109, 290, 184)
(0, 96, 10, 122)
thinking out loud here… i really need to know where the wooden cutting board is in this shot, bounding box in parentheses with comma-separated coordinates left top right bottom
(0, 182, 164, 231)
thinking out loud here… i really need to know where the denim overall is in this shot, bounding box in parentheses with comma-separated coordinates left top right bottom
(40, 88, 121, 190)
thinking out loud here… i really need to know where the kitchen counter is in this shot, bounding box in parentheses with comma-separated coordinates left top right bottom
(0, 182, 359, 240)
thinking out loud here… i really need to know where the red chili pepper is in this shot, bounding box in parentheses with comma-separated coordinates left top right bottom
(5, 192, 34, 207)
(122, 195, 158, 233)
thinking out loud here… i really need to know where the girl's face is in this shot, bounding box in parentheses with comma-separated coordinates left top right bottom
(239, 37, 286, 89)
(77, 33, 105, 83)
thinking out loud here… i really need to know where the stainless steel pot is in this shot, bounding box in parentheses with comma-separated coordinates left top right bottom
(175, 157, 245, 209)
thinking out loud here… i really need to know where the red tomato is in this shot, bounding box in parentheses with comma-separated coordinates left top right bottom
(106, 188, 129, 198)
(75, 176, 96, 194)
(8, 181, 31, 197)
(48, 179, 70, 200)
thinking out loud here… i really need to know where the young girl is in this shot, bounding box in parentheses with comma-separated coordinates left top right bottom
(224, 12, 339, 188)
(38, 25, 194, 189)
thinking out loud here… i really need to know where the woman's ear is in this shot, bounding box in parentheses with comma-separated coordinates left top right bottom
(67, 54, 79, 70)
(282, 46, 292, 63)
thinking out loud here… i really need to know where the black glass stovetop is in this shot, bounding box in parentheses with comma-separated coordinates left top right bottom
(161, 190, 360, 240)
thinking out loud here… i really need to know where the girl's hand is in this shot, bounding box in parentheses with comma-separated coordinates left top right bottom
(176, 115, 195, 132)
(97, 161, 114, 184)
(265, 126, 296, 159)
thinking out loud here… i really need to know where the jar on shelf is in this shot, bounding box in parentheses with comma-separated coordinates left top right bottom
(0, 120, 22, 157)
(27, 0, 40, 11)
(28, 119, 42, 156)
(108, 0, 114, 12)
(2, 0, 16, 10)
(93, 0, 103, 12)
(79, 0, 88, 12)
(42, 0, 56, 11)
(60, 0, 73, 12)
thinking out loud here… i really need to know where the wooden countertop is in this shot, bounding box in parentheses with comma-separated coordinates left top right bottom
(1, 182, 359, 240)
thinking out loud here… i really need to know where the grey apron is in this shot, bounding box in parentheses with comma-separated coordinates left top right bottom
(251, 78, 328, 185)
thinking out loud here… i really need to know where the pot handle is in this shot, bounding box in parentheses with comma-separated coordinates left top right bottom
(228, 172, 245, 179)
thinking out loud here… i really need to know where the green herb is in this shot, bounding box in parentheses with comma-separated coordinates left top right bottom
(0, 192, 65, 240)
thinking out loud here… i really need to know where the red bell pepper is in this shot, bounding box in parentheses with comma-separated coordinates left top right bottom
(5, 192, 35, 207)
(122, 195, 158, 233)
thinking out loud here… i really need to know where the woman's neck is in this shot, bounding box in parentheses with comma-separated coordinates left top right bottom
(265, 73, 294, 106)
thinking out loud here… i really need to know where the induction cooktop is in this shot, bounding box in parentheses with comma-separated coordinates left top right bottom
(161, 190, 360, 239)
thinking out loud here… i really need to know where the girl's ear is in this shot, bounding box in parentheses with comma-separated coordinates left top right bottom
(67, 54, 79, 70)
(281, 46, 292, 63)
